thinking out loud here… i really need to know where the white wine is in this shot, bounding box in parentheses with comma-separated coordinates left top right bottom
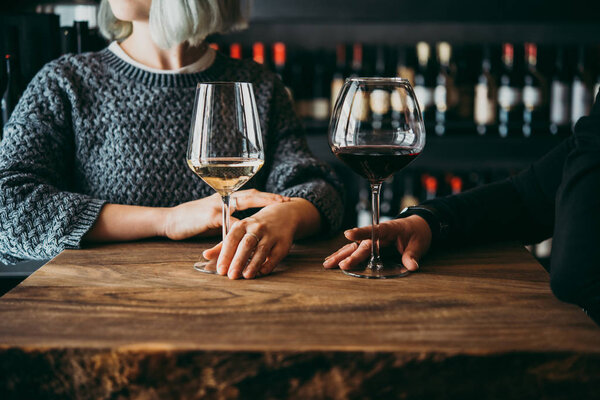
(188, 157, 264, 196)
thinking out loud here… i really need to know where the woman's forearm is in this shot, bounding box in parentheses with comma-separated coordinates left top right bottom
(287, 198, 322, 239)
(83, 203, 168, 242)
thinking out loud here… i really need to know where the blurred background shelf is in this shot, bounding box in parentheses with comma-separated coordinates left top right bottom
(307, 133, 564, 171)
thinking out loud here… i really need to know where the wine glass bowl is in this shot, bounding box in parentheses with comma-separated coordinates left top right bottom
(329, 77, 426, 278)
(187, 82, 264, 273)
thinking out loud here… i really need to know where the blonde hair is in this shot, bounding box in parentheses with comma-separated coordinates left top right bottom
(98, 0, 248, 48)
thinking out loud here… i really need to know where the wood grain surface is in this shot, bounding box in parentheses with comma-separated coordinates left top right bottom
(0, 237, 598, 399)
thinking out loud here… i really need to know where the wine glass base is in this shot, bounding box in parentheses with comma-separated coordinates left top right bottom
(193, 256, 219, 274)
(342, 263, 410, 279)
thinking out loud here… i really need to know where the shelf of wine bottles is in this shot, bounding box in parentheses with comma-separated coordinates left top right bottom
(210, 40, 600, 140)
(0, 12, 106, 130)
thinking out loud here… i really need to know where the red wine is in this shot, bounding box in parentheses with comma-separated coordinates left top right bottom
(334, 146, 420, 183)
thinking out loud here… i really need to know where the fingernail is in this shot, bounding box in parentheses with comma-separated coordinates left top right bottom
(323, 259, 332, 267)
(414, 260, 419, 270)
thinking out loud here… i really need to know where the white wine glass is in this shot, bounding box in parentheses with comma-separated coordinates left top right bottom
(329, 77, 426, 279)
(187, 82, 264, 273)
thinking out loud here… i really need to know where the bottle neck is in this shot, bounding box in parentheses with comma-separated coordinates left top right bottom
(352, 44, 362, 73)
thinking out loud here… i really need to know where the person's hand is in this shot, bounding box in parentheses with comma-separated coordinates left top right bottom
(203, 198, 321, 280)
(162, 189, 288, 241)
(323, 215, 432, 271)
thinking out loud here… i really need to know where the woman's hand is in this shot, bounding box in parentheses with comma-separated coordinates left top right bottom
(323, 215, 432, 271)
(162, 189, 288, 241)
(202, 198, 321, 280)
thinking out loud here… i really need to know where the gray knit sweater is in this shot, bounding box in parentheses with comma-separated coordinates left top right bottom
(0, 49, 343, 263)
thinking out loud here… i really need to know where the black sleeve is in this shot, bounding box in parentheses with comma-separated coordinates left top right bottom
(420, 138, 572, 247)
(549, 91, 600, 323)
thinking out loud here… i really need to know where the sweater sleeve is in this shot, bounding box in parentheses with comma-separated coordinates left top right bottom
(263, 77, 344, 234)
(0, 62, 106, 263)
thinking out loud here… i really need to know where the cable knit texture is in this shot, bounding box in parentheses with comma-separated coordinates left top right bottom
(0, 49, 343, 263)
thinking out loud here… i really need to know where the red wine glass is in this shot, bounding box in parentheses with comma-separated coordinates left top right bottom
(329, 77, 426, 278)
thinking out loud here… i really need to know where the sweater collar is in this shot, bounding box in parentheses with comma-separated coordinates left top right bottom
(98, 47, 228, 88)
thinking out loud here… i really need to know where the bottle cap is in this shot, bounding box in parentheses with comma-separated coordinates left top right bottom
(450, 176, 463, 193)
(253, 42, 265, 64)
(229, 43, 242, 59)
(273, 42, 286, 66)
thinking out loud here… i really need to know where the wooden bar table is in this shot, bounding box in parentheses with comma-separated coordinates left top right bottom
(0, 237, 598, 399)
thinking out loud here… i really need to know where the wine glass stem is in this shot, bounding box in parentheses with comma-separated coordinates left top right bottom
(370, 183, 383, 269)
(221, 194, 230, 241)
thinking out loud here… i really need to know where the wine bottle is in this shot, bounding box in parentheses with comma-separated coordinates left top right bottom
(330, 44, 347, 112)
(549, 46, 571, 136)
(310, 53, 330, 122)
(449, 175, 463, 195)
(60, 27, 77, 55)
(1, 54, 21, 126)
(433, 42, 457, 136)
(571, 46, 591, 127)
(252, 42, 265, 65)
(414, 42, 436, 124)
(522, 43, 546, 138)
(272, 42, 287, 82)
(454, 45, 476, 125)
(229, 43, 242, 59)
(350, 43, 363, 77)
(74, 21, 89, 54)
(399, 174, 419, 210)
(497, 43, 523, 138)
(272, 42, 292, 98)
(293, 53, 311, 119)
(474, 45, 497, 135)
(396, 45, 415, 87)
(421, 174, 438, 201)
(350, 43, 369, 121)
(371, 45, 391, 130)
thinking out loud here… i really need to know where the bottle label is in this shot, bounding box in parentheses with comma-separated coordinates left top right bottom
(474, 83, 496, 125)
(397, 66, 415, 87)
(351, 91, 370, 121)
(295, 99, 311, 119)
(571, 80, 591, 124)
(550, 81, 570, 125)
(434, 85, 447, 111)
(311, 98, 330, 120)
(370, 89, 390, 115)
(523, 86, 542, 110)
(498, 86, 521, 109)
(414, 86, 434, 110)
(390, 89, 414, 113)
